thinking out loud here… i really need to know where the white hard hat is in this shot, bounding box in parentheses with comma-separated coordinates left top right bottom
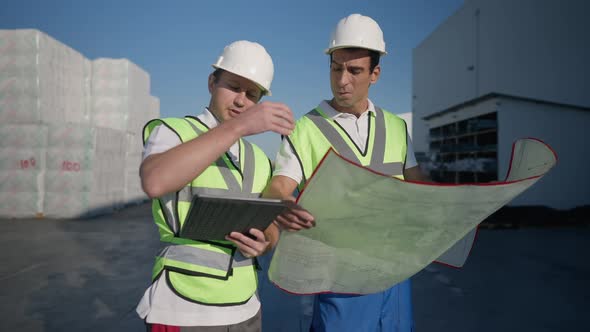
(325, 14, 387, 55)
(212, 40, 274, 96)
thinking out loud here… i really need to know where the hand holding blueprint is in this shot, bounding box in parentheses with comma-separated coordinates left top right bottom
(268, 138, 557, 294)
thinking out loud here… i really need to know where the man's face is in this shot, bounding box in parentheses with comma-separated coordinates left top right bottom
(208, 70, 263, 122)
(330, 48, 380, 111)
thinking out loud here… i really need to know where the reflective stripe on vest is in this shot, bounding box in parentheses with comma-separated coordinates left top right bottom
(156, 119, 261, 240)
(288, 106, 407, 186)
(157, 244, 254, 270)
(142, 116, 271, 305)
(183, 119, 258, 195)
(305, 107, 404, 176)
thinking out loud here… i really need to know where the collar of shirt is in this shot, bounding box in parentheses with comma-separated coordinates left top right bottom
(197, 108, 240, 163)
(318, 99, 376, 120)
(198, 107, 221, 129)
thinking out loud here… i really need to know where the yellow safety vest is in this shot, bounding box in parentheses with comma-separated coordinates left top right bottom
(143, 116, 271, 305)
(287, 106, 408, 190)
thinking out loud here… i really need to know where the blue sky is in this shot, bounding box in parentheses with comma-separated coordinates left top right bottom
(1, 0, 463, 156)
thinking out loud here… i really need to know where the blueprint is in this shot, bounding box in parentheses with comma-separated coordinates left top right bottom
(268, 138, 557, 294)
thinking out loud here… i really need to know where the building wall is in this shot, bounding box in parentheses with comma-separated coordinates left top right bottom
(476, 0, 589, 108)
(425, 98, 498, 129)
(413, 0, 590, 152)
(412, 4, 476, 151)
(497, 98, 589, 210)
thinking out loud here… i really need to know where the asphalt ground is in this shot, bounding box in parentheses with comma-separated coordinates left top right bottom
(1, 203, 588, 331)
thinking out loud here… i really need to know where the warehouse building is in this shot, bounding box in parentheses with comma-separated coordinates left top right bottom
(412, 0, 589, 209)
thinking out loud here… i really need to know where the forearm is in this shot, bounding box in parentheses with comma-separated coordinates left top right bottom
(141, 120, 245, 198)
(263, 223, 280, 252)
(261, 176, 297, 248)
(262, 175, 298, 200)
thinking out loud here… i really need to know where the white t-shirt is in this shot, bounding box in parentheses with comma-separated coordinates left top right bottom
(274, 100, 417, 184)
(136, 108, 260, 326)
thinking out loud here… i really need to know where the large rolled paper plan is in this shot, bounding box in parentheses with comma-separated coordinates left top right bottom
(268, 138, 557, 295)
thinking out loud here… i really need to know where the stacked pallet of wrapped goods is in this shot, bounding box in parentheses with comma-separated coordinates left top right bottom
(43, 124, 127, 218)
(124, 95, 159, 203)
(0, 29, 160, 218)
(91, 58, 151, 131)
(0, 124, 47, 218)
(91, 58, 159, 205)
(0, 30, 91, 125)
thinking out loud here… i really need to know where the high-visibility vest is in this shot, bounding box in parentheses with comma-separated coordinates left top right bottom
(287, 106, 408, 190)
(143, 116, 272, 305)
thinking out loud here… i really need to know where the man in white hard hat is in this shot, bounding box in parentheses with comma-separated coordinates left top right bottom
(264, 14, 428, 331)
(136, 40, 295, 331)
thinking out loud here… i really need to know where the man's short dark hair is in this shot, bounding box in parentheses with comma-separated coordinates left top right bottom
(368, 50, 380, 72)
(211, 68, 223, 83)
(330, 48, 381, 72)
